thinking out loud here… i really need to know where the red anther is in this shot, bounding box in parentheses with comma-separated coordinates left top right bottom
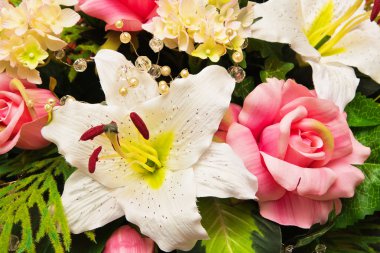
(371, 0, 380, 21)
(88, 146, 102, 173)
(130, 112, 149, 140)
(80, 125, 105, 141)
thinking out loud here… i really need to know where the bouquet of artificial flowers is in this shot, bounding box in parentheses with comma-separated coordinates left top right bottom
(0, 0, 380, 252)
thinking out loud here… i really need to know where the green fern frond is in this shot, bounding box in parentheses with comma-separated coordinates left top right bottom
(0, 147, 75, 253)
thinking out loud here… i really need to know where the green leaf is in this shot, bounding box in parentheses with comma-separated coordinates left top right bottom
(233, 76, 255, 99)
(345, 94, 380, 127)
(260, 57, 294, 82)
(322, 214, 380, 253)
(195, 198, 281, 253)
(0, 147, 75, 253)
(334, 163, 380, 228)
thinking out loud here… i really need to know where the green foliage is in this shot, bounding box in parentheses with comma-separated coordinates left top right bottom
(345, 94, 380, 127)
(0, 147, 75, 253)
(260, 57, 294, 82)
(333, 94, 380, 228)
(322, 214, 380, 253)
(9, 0, 22, 5)
(191, 198, 281, 253)
(233, 76, 255, 99)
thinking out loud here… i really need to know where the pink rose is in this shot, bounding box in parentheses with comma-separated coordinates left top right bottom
(77, 0, 158, 31)
(103, 225, 154, 253)
(218, 78, 370, 228)
(0, 74, 58, 154)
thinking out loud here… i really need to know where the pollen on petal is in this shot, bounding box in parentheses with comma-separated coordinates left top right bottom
(80, 125, 105, 141)
(130, 112, 149, 140)
(89, 146, 102, 173)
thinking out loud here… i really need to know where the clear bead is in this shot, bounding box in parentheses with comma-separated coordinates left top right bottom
(135, 56, 152, 72)
(117, 65, 129, 81)
(315, 244, 327, 253)
(9, 235, 19, 251)
(228, 66, 246, 83)
(54, 49, 65, 60)
(241, 39, 249, 49)
(60, 95, 76, 105)
(73, 58, 87, 72)
(148, 64, 161, 79)
(149, 37, 164, 53)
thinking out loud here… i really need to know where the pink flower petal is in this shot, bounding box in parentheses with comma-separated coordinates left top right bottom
(16, 116, 50, 150)
(261, 152, 337, 197)
(308, 163, 364, 201)
(226, 123, 285, 201)
(292, 118, 335, 167)
(280, 79, 314, 107)
(260, 192, 341, 228)
(219, 103, 242, 131)
(279, 97, 339, 124)
(259, 106, 307, 159)
(239, 78, 284, 139)
(78, 0, 157, 31)
(325, 114, 353, 161)
(103, 225, 154, 253)
(25, 89, 58, 118)
(213, 130, 227, 143)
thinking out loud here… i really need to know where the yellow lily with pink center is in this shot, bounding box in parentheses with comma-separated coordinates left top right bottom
(42, 49, 258, 252)
(251, 0, 380, 110)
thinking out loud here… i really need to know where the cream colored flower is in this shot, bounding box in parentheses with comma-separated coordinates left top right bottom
(143, 0, 255, 62)
(0, 0, 80, 83)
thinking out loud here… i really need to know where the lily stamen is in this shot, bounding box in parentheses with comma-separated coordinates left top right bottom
(130, 112, 150, 140)
(88, 146, 102, 173)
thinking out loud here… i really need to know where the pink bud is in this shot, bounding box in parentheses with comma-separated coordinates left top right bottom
(103, 225, 154, 253)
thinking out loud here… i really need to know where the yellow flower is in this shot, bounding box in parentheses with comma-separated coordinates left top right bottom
(14, 35, 48, 69)
(191, 39, 226, 62)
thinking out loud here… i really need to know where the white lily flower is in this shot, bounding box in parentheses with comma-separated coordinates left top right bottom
(42, 49, 258, 251)
(251, 0, 380, 110)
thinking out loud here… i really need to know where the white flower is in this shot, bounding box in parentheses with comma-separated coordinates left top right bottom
(251, 0, 380, 110)
(42, 49, 258, 251)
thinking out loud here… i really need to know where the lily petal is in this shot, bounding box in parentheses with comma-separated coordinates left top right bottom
(94, 49, 159, 108)
(194, 142, 257, 199)
(115, 168, 208, 252)
(323, 21, 380, 84)
(307, 60, 359, 110)
(42, 101, 138, 188)
(61, 170, 124, 234)
(251, 0, 319, 58)
(136, 65, 235, 171)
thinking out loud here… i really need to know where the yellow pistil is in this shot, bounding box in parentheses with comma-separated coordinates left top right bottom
(318, 12, 370, 55)
(10, 78, 37, 118)
(306, 0, 369, 56)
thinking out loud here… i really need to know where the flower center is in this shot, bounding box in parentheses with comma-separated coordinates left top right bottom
(81, 113, 174, 189)
(305, 0, 370, 56)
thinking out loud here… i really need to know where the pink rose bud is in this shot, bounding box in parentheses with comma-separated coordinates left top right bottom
(103, 225, 154, 253)
(223, 78, 370, 228)
(0, 74, 58, 154)
(77, 0, 158, 31)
